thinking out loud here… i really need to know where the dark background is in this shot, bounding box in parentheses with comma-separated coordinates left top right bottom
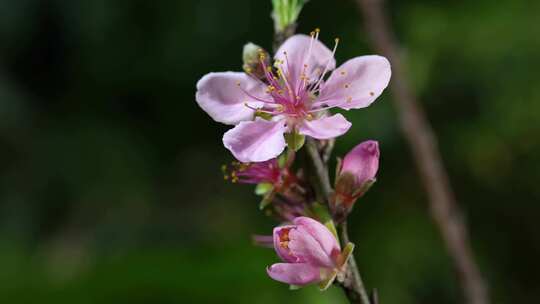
(1, 0, 539, 303)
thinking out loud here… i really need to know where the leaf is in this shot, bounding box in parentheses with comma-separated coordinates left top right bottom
(255, 182, 273, 195)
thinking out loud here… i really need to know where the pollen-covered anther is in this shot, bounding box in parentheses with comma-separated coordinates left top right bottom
(236, 81, 241, 86)
(340, 71, 346, 75)
(276, 105, 284, 112)
(306, 113, 314, 121)
(344, 83, 350, 89)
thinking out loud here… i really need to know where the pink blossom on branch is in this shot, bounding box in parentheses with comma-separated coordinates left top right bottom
(196, 32, 391, 162)
(267, 216, 353, 289)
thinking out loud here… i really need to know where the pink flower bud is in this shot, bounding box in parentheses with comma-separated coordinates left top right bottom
(267, 217, 351, 288)
(332, 140, 379, 221)
(341, 140, 379, 187)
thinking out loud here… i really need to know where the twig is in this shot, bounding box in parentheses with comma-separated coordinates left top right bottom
(305, 139, 371, 304)
(339, 221, 372, 304)
(273, 13, 372, 304)
(354, 1, 489, 303)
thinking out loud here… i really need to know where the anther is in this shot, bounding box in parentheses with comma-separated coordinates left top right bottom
(369, 91, 375, 96)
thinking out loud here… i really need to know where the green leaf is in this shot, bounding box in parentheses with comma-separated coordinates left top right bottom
(255, 182, 273, 196)
(271, 0, 309, 31)
(284, 132, 305, 152)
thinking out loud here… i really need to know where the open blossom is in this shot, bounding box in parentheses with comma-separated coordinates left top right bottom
(332, 140, 379, 220)
(267, 216, 351, 288)
(196, 31, 391, 162)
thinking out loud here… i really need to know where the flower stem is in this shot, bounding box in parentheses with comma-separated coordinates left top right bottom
(271, 5, 373, 302)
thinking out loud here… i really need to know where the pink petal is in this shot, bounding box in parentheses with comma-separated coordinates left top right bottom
(222, 118, 287, 162)
(298, 114, 351, 140)
(341, 140, 380, 185)
(288, 226, 335, 268)
(274, 34, 335, 88)
(267, 263, 321, 286)
(273, 226, 301, 263)
(293, 217, 340, 257)
(195, 72, 266, 125)
(318, 55, 391, 110)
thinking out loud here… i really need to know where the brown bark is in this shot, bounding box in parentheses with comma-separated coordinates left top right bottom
(354, 1, 489, 303)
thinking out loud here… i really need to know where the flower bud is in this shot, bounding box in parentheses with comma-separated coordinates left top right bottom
(242, 42, 270, 80)
(267, 216, 354, 290)
(331, 140, 379, 221)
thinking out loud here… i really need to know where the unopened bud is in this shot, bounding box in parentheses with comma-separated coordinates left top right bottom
(242, 42, 270, 80)
(331, 140, 379, 222)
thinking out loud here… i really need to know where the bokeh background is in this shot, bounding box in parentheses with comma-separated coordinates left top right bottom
(1, 0, 539, 303)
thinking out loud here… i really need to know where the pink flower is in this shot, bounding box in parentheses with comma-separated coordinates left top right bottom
(196, 32, 391, 162)
(332, 140, 379, 220)
(267, 216, 352, 288)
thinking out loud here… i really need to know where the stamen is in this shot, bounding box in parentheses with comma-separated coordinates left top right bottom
(310, 37, 340, 94)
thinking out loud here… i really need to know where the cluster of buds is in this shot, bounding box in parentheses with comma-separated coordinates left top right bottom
(222, 153, 310, 221)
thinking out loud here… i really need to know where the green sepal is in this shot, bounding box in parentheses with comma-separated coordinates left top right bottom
(284, 131, 305, 152)
(255, 182, 274, 196)
(324, 220, 338, 241)
(259, 191, 275, 210)
(351, 178, 376, 198)
(289, 284, 302, 290)
(318, 270, 337, 291)
(254, 111, 273, 120)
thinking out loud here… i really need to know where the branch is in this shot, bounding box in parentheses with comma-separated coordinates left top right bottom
(354, 1, 489, 303)
(305, 139, 371, 304)
(339, 221, 372, 304)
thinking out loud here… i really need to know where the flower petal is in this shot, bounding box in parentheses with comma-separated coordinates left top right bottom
(267, 263, 321, 286)
(298, 114, 351, 140)
(274, 34, 335, 88)
(273, 225, 301, 263)
(195, 72, 266, 125)
(293, 217, 340, 257)
(288, 225, 335, 268)
(318, 55, 391, 110)
(223, 118, 287, 162)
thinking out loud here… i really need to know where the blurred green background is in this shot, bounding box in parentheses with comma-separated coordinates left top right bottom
(1, 0, 539, 303)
